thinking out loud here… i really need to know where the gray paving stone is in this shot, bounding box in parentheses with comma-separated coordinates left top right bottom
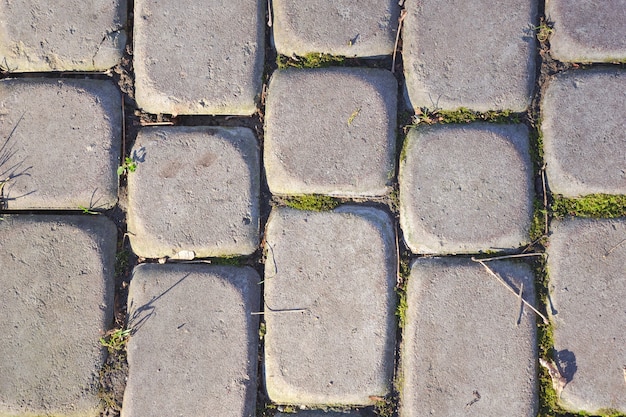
(0, 78, 122, 210)
(547, 218, 626, 414)
(127, 126, 260, 259)
(0, 215, 116, 417)
(133, 0, 264, 115)
(265, 68, 397, 197)
(400, 258, 537, 417)
(399, 124, 533, 254)
(0, 0, 127, 72)
(546, 0, 626, 62)
(542, 69, 626, 196)
(264, 206, 397, 406)
(403, 0, 537, 111)
(271, 0, 400, 57)
(123, 264, 260, 417)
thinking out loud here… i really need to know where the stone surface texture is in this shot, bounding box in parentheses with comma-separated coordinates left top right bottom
(133, 0, 264, 115)
(264, 206, 397, 405)
(542, 69, 626, 196)
(127, 126, 260, 259)
(123, 264, 260, 417)
(0, 79, 122, 210)
(265, 68, 397, 197)
(547, 218, 626, 414)
(399, 124, 533, 254)
(401, 258, 537, 417)
(0, 215, 116, 417)
(403, 0, 537, 111)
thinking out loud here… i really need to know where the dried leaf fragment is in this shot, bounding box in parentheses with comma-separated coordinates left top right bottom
(540, 358, 567, 398)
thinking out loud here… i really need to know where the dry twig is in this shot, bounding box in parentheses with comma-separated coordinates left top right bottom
(391, 9, 407, 74)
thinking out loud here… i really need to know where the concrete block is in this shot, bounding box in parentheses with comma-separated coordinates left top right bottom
(264, 206, 397, 406)
(265, 68, 397, 197)
(123, 264, 260, 417)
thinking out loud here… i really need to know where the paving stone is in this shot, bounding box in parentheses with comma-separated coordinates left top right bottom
(264, 206, 397, 406)
(123, 264, 260, 417)
(0, 78, 122, 210)
(547, 218, 626, 414)
(542, 69, 626, 196)
(403, 0, 537, 111)
(399, 124, 533, 254)
(0, 0, 126, 72)
(133, 0, 264, 115)
(127, 126, 260, 259)
(0, 215, 116, 417)
(400, 258, 537, 417)
(546, 0, 626, 62)
(271, 0, 400, 57)
(265, 68, 397, 197)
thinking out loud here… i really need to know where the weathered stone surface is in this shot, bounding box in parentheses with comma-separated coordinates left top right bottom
(399, 124, 533, 254)
(401, 258, 537, 417)
(0, 0, 127, 72)
(547, 218, 626, 414)
(542, 69, 626, 196)
(133, 0, 264, 115)
(264, 206, 397, 405)
(272, 0, 400, 57)
(265, 68, 397, 197)
(0, 79, 121, 210)
(546, 0, 626, 62)
(127, 126, 260, 259)
(123, 264, 260, 417)
(403, 0, 537, 111)
(0, 215, 116, 417)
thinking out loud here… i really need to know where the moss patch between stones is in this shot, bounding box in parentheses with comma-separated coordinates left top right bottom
(551, 194, 626, 218)
(280, 194, 341, 211)
(276, 53, 346, 69)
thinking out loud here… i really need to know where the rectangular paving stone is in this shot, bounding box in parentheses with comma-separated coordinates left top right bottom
(0, 79, 122, 210)
(542, 69, 626, 196)
(133, 0, 264, 115)
(264, 206, 397, 406)
(0, 215, 117, 417)
(272, 0, 400, 57)
(401, 258, 537, 417)
(399, 124, 533, 254)
(127, 126, 260, 259)
(265, 68, 397, 197)
(547, 218, 626, 414)
(403, 0, 537, 111)
(123, 264, 260, 417)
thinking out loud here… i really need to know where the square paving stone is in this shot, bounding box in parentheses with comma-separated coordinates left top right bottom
(263, 206, 397, 406)
(127, 126, 260, 259)
(0, 0, 127, 72)
(546, 0, 626, 62)
(399, 124, 533, 254)
(0, 79, 122, 210)
(400, 258, 537, 417)
(123, 264, 260, 417)
(542, 69, 626, 196)
(265, 68, 397, 197)
(133, 0, 264, 115)
(0, 215, 117, 417)
(403, 0, 537, 111)
(547, 218, 626, 414)
(272, 0, 400, 57)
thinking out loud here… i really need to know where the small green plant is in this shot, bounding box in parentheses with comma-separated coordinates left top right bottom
(373, 396, 396, 417)
(100, 328, 131, 353)
(117, 157, 137, 176)
(531, 23, 554, 43)
(78, 205, 99, 215)
(282, 194, 340, 211)
(277, 53, 346, 69)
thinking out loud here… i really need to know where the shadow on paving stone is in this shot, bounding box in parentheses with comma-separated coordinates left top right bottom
(555, 349, 578, 384)
(0, 112, 35, 208)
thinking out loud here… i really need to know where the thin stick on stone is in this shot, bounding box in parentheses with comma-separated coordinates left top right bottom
(391, 9, 407, 74)
(541, 163, 548, 235)
(604, 238, 626, 258)
(478, 253, 543, 262)
(267, 0, 273, 27)
(516, 282, 524, 326)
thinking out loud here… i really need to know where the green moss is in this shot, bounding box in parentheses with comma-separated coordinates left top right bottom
(374, 396, 396, 417)
(209, 255, 247, 266)
(552, 194, 626, 218)
(258, 322, 266, 340)
(282, 194, 341, 211)
(277, 53, 346, 69)
(529, 125, 545, 173)
(530, 199, 548, 243)
(436, 107, 521, 124)
(395, 286, 408, 330)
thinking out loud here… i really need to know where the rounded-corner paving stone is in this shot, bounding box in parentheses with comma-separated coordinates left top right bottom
(542, 69, 626, 197)
(400, 257, 538, 417)
(123, 264, 260, 417)
(399, 123, 533, 254)
(0, 78, 122, 210)
(127, 126, 260, 259)
(0, 215, 117, 417)
(547, 217, 626, 414)
(263, 205, 397, 406)
(271, 0, 400, 57)
(264, 68, 397, 197)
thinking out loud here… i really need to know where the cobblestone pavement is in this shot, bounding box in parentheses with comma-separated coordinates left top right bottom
(0, 1, 624, 417)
